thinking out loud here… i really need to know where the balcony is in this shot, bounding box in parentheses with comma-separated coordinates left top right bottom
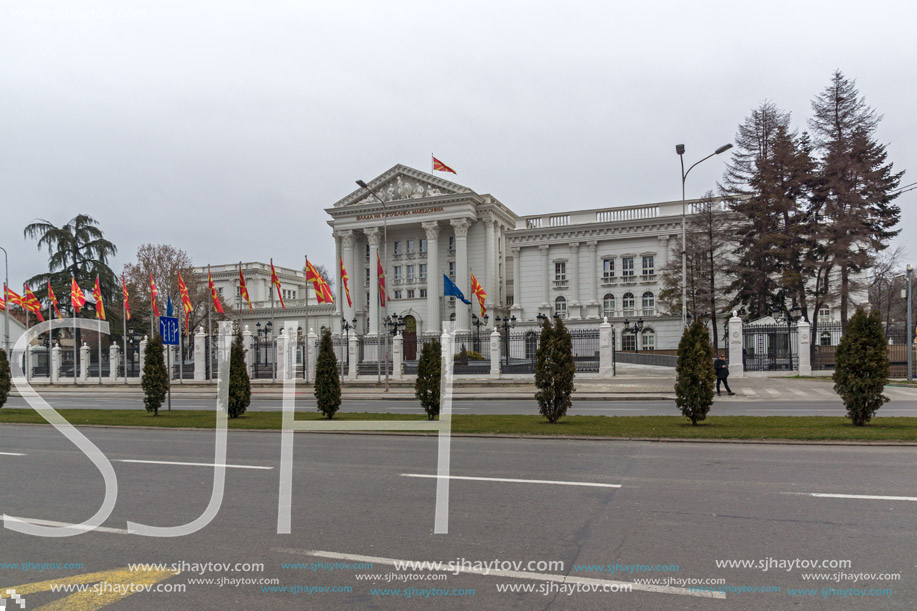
(600, 274, 617, 287)
(641, 273, 656, 284)
(642, 308, 656, 317)
(553, 279, 569, 289)
(622, 275, 637, 284)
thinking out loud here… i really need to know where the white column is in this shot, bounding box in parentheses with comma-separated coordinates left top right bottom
(484, 213, 495, 310)
(658, 235, 669, 267)
(589, 241, 599, 305)
(499, 228, 507, 306)
(275, 329, 287, 380)
(540, 245, 550, 307)
(109, 344, 120, 382)
(797, 320, 812, 376)
(393, 332, 403, 380)
(80, 342, 90, 382)
(728, 312, 744, 378)
(307, 328, 318, 382)
(242, 325, 254, 377)
(365, 227, 381, 335)
(25, 346, 33, 380)
(334, 233, 343, 333)
(139, 336, 148, 375)
(352, 234, 365, 332)
(423, 221, 441, 333)
(510, 246, 522, 315)
(570, 242, 581, 308)
(193, 327, 206, 381)
(600, 317, 614, 378)
(51, 342, 61, 383)
(348, 334, 358, 380)
(490, 329, 501, 378)
(340, 230, 355, 324)
(451, 218, 472, 333)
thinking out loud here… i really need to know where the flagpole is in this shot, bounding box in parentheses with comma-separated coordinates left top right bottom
(207, 264, 212, 383)
(269, 260, 274, 382)
(24, 283, 30, 383)
(72, 275, 77, 386)
(122, 275, 128, 384)
(179, 300, 184, 385)
(304, 255, 310, 383)
(49, 286, 53, 386)
(98, 300, 102, 386)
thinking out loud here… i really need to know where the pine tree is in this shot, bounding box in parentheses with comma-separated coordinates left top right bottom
(415, 339, 441, 420)
(809, 71, 903, 329)
(833, 309, 889, 426)
(228, 330, 251, 418)
(535, 317, 576, 423)
(141, 336, 168, 416)
(314, 328, 341, 419)
(0, 348, 11, 409)
(675, 320, 715, 425)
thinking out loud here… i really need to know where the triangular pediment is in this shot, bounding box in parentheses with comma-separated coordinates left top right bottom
(332, 164, 474, 208)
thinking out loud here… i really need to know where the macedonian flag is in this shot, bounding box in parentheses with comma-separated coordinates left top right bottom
(270, 259, 286, 309)
(339, 256, 352, 308)
(122, 275, 131, 321)
(470, 273, 487, 318)
(92, 276, 106, 321)
(70, 277, 87, 314)
(432, 155, 456, 174)
(23, 285, 45, 322)
(149, 273, 160, 317)
(238, 263, 253, 311)
(208, 267, 225, 314)
(48, 280, 62, 318)
(306, 259, 334, 304)
(377, 251, 387, 307)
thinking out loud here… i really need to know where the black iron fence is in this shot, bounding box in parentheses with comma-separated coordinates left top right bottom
(742, 324, 799, 371)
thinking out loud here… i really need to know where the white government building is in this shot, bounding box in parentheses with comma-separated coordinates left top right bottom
(199, 164, 712, 353)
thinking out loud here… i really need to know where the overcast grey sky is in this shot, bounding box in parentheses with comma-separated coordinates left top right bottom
(2, 0, 914, 285)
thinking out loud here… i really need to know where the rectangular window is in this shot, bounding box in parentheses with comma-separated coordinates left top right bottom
(393, 241, 401, 255)
(448, 261, 455, 278)
(292, 291, 296, 299)
(603, 259, 615, 278)
(554, 262, 566, 281)
(448, 236, 455, 252)
(622, 257, 634, 277)
(365, 268, 370, 284)
(394, 290, 403, 299)
(365, 243, 370, 257)
(406, 264, 415, 280)
(217, 287, 224, 297)
(407, 239, 415, 254)
(420, 288, 427, 298)
(419, 263, 427, 280)
(642, 256, 655, 277)
(394, 265, 402, 280)
(407, 289, 415, 299)
(419, 238, 428, 253)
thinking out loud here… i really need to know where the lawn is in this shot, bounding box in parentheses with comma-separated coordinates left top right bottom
(1, 409, 915, 441)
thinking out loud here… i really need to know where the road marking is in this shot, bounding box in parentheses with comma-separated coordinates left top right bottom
(798, 493, 917, 502)
(788, 389, 807, 397)
(741, 388, 757, 396)
(812, 388, 834, 397)
(1, 566, 174, 610)
(401, 474, 620, 488)
(274, 549, 724, 599)
(115, 459, 273, 470)
(0, 452, 26, 456)
(3, 517, 131, 535)
(764, 388, 780, 396)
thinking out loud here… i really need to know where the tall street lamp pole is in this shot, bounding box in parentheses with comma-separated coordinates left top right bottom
(676, 143, 733, 331)
(356, 180, 390, 391)
(907, 264, 914, 382)
(0, 246, 8, 353)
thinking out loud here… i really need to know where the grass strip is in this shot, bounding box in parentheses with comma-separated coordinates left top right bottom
(1, 410, 916, 441)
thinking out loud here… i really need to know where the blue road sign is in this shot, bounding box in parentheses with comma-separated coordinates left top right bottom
(160, 316, 180, 346)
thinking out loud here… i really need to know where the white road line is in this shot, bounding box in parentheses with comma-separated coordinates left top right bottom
(741, 388, 757, 396)
(0, 452, 27, 456)
(401, 474, 620, 488)
(788, 389, 808, 397)
(764, 388, 780, 396)
(4, 516, 131, 534)
(276, 549, 724, 600)
(812, 388, 834, 397)
(793, 493, 917, 502)
(115, 459, 273, 470)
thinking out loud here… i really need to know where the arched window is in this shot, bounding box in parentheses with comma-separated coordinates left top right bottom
(622, 292, 635, 316)
(641, 328, 656, 351)
(554, 296, 567, 318)
(603, 293, 616, 318)
(642, 291, 655, 315)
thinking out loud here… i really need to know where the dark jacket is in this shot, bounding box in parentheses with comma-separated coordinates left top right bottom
(714, 358, 729, 379)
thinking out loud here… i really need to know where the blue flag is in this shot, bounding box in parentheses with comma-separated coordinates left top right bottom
(443, 274, 471, 304)
(166, 296, 174, 317)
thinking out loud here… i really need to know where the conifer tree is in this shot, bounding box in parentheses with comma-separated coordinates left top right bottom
(415, 339, 442, 420)
(675, 320, 715, 425)
(228, 330, 251, 418)
(314, 328, 341, 419)
(141, 336, 168, 416)
(0, 348, 11, 409)
(833, 309, 889, 425)
(535, 316, 576, 423)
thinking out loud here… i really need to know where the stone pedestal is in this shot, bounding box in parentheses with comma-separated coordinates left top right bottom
(599, 317, 614, 378)
(242, 325, 254, 378)
(490, 330, 501, 378)
(25, 346, 33, 381)
(275, 330, 288, 380)
(109, 344, 120, 382)
(307, 329, 318, 382)
(797, 320, 812, 376)
(392, 333, 403, 380)
(51, 343, 61, 383)
(728, 313, 744, 378)
(348, 334, 358, 380)
(79, 342, 90, 382)
(193, 327, 206, 381)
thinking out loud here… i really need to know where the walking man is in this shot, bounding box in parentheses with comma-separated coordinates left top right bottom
(714, 354, 735, 396)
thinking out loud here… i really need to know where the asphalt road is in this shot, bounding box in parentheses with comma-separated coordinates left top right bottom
(5, 393, 917, 416)
(1, 426, 915, 610)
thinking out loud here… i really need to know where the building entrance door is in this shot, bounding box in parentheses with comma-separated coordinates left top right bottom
(403, 315, 417, 360)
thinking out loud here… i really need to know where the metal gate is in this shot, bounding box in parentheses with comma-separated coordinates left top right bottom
(742, 324, 798, 371)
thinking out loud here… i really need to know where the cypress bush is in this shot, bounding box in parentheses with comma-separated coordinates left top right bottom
(0, 348, 10, 409)
(833, 309, 889, 426)
(535, 316, 576, 423)
(314, 328, 341, 419)
(415, 339, 441, 420)
(228, 330, 251, 418)
(674, 320, 715, 425)
(141, 336, 169, 416)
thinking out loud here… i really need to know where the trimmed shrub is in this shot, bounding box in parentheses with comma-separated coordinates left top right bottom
(228, 330, 251, 418)
(535, 317, 576, 423)
(415, 339, 442, 420)
(141, 336, 169, 416)
(0, 348, 10, 409)
(314, 328, 341, 419)
(833, 309, 889, 426)
(675, 320, 715, 425)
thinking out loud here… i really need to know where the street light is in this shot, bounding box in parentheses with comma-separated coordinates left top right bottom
(495, 315, 516, 367)
(471, 313, 489, 352)
(907, 264, 914, 382)
(0, 245, 8, 353)
(623, 317, 645, 351)
(676, 142, 733, 330)
(356, 179, 390, 390)
(341, 317, 356, 379)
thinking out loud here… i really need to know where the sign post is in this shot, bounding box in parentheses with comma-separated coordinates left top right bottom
(160, 315, 179, 412)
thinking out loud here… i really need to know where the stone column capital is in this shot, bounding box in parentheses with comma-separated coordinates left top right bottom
(422, 221, 441, 240)
(450, 218, 473, 237)
(539, 244, 550, 253)
(364, 227, 382, 246)
(587, 240, 597, 251)
(570, 242, 580, 253)
(338, 229, 355, 248)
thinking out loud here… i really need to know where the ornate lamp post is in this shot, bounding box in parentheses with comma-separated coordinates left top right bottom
(495, 314, 516, 366)
(623, 317, 645, 352)
(471, 313, 489, 352)
(341, 317, 356, 378)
